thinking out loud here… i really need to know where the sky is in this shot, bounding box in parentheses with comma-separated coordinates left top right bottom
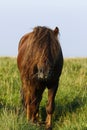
(0, 0, 87, 57)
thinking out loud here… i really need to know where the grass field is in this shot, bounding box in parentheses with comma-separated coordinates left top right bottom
(0, 57, 87, 130)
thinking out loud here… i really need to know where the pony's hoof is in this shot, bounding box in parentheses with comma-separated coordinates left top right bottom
(38, 121, 45, 126)
(45, 126, 52, 130)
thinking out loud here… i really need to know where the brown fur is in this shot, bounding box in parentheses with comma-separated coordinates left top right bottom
(17, 26, 63, 130)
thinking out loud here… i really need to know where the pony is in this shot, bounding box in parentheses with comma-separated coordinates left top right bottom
(17, 26, 63, 130)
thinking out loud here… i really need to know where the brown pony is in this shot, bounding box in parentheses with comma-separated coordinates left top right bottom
(17, 26, 63, 130)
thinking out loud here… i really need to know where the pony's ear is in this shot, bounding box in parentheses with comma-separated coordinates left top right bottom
(54, 27, 59, 36)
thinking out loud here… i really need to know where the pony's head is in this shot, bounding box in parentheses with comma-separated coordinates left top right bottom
(23, 26, 60, 81)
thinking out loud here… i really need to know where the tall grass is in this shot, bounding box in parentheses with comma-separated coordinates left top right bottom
(0, 57, 87, 130)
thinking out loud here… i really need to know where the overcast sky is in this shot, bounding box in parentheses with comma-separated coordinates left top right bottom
(0, 0, 87, 57)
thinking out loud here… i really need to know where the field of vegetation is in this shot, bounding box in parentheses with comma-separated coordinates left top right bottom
(0, 57, 87, 130)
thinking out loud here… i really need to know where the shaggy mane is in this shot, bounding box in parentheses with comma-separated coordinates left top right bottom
(21, 26, 60, 79)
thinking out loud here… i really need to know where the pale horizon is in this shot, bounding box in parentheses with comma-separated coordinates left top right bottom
(0, 0, 87, 57)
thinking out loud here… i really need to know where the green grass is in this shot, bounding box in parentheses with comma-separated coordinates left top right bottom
(0, 57, 87, 130)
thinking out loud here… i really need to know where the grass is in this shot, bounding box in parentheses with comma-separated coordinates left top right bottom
(0, 57, 87, 130)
